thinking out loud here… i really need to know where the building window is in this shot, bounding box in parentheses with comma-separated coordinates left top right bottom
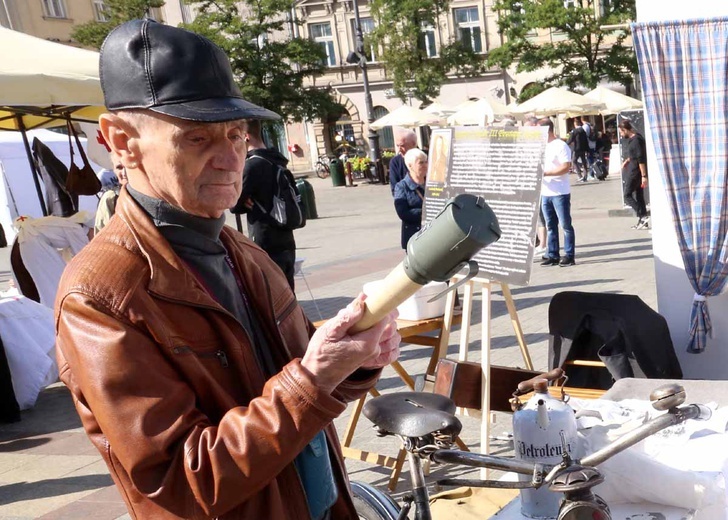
(350, 17, 377, 61)
(454, 7, 482, 53)
(310, 22, 336, 67)
(419, 22, 437, 57)
(372, 107, 394, 149)
(563, 0, 576, 7)
(92, 1, 108, 22)
(599, 0, 611, 15)
(42, 0, 67, 18)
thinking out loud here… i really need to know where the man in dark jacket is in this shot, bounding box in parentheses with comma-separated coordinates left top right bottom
(619, 120, 649, 229)
(232, 119, 297, 289)
(389, 129, 418, 195)
(567, 118, 589, 182)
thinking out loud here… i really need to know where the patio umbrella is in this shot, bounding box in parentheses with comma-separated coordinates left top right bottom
(583, 86, 643, 115)
(422, 102, 456, 116)
(0, 26, 105, 215)
(369, 105, 444, 130)
(447, 96, 511, 126)
(510, 87, 605, 117)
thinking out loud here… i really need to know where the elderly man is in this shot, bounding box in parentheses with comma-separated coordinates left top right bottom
(389, 128, 418, 195)
(55, 20, 399, 520)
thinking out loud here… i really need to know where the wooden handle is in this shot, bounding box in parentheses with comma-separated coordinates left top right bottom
(349, 262, 422, 333)
(516, 368, 564, 394)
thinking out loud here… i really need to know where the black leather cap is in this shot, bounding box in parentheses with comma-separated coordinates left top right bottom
(100, 19, 280, 122)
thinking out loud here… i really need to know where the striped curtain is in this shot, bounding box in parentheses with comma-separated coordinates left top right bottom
(633, 18, 728, 353)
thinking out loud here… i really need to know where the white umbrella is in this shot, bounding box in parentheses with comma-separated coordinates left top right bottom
(510, 87, 605, 117)
(583, 86, 643, 115)
(452, 99, 479, 112)
(422, 102, 456, 116)
(447, 96, 511, 126)
(369, 105, 444, 130)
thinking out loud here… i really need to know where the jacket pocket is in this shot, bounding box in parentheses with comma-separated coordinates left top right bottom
(172, 345, 229, 368)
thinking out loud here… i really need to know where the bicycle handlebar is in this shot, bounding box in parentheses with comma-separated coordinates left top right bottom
(432, 402, 711, 481)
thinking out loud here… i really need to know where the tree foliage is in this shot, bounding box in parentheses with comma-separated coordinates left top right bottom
(71, 0, 165, 49)
(488, 0, 637, 101)
(368, 0, 485, 104)
(184, 0, 342, 122)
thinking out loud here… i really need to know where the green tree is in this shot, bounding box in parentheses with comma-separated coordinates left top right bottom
(368, 0, 486, 104)
(488, 0, 637, 101)
(184, 0, 342, 122)
(71, 0, 164, 49)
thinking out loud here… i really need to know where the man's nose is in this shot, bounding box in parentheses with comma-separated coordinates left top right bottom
(212, 140, 244, 171)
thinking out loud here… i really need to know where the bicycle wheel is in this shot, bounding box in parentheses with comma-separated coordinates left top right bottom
(316, 161, 330, 179)
(351, 481, 401, 520)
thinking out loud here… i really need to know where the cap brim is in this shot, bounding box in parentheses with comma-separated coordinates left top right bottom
(150, 97, 281, 122)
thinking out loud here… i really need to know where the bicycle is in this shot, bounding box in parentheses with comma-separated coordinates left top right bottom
(351, 380, 711, 520)
(315, 156, 331, 179)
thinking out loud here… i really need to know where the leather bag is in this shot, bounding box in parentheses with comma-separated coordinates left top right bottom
(66, 120, 102, 196)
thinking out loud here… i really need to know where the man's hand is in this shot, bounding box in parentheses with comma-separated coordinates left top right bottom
(302, 294, 400, 394)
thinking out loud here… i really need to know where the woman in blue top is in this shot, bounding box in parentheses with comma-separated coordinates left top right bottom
(393, 148, 427, 249)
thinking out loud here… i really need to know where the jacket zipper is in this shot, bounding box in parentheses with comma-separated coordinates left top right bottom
(261, 273, 295, 360)
(276, 297, 298, 326)
(172, 345, 229, 368)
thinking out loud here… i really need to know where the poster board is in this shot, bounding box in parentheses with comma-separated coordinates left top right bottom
(423, 126, 548, 286)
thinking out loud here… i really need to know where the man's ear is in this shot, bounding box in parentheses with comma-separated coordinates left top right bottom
(99, 113, 141, 170)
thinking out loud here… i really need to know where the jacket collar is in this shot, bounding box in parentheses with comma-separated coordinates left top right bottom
(114, 187, 241, 307)
(402, 174, 423, 191)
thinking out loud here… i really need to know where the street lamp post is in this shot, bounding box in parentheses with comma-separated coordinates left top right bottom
(350, 0, 383, 184)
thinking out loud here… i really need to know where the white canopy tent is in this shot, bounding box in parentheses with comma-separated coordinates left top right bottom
(0, 129, 101, 242)
(511, 87, 606, 117)
(0, 26, 105, 215)
(584, 86, 644, 115)
(447, 96, 512, 126)
(369, 105, 444, 130)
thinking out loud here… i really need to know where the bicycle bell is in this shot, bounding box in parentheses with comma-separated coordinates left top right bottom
(650, 383, 686, 411)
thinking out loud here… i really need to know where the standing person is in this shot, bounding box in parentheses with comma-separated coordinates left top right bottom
(94, 161, 127, 234)
(231, 119, 297, 289)
(389, 129, 418, 195)
(394, 148, 427, 249)
(582, 118, 597, 175)
(539, 118, 576, 267)
(567, 118, 589, 181)
(619, 120, 649, 229)
(55, 20, 400, 520)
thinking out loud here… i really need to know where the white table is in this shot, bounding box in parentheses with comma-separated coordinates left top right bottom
(493, 498, 694, 519)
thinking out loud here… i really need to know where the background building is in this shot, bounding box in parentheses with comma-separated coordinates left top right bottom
(2, 0, 628, 174)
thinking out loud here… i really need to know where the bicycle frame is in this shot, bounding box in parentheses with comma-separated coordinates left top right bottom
(355, 390, 711, 520)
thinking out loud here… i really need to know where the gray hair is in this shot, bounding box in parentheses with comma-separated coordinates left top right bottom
(404, 148, 427, 170)
(395, 128, 418, 146)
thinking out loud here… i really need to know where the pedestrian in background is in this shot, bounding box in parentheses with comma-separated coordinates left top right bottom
(619, 120, 649, 229)
(389, 129, 418, 195)
(394, 148, 427, 249)
(540, 118, 576, 267)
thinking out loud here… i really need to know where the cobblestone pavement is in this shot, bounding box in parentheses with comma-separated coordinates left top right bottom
(0, 173, 655, 519)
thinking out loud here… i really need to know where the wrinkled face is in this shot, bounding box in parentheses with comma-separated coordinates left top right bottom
(396, 135, 416, 155)
(127, 113, 247, 218)
(409, 157, 428, 184)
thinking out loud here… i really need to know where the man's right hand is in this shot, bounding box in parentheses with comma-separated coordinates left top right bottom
(302, 294, 400, 394)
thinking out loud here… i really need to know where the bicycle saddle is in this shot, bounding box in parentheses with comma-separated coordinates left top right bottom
(362, 392, 462, 438)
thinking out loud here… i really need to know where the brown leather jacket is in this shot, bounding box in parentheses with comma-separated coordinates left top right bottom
(55, 190, 379, 519)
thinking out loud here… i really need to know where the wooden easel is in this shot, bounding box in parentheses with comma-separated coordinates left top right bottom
(451, 277, 533, 479)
